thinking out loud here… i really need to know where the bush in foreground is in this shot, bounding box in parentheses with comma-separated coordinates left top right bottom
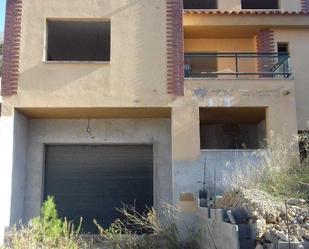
(3, 197, 89, 249)
(94, 204, 200, 249)
(3, 198, 199, 249)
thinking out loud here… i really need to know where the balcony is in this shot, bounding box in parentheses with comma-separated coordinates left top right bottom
(184, 52, 291, 79)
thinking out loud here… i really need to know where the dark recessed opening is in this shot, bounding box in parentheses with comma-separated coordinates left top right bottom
(47, 20, 110, 62)
(277, 43, 289, 53)
(184, 0, 217, 9)
(241, 0, 279, 9)
(200, 108, 267, 149)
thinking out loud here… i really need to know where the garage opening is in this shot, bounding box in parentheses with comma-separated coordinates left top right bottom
(241, 0, 279, 9)
(200, 107, 267, 149)
(44, 145, 153, 233)
(47, 20, 110, 61)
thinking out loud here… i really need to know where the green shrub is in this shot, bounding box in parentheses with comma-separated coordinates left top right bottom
(31, 196, 63, 242)
(4, 196, 89, 249)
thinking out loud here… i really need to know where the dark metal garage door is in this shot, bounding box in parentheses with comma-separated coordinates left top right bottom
(44, 145, 153, 233)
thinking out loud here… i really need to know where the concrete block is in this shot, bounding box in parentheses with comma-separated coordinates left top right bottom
(227, 210, 237, 224)
(197, 207, 210, 219)
(210, 209, 224, 221)
(278, 242, 309, 249)
(238, 224, 256, 249)
(177, 192, 198, 213)
(176, 213, 199, 241)
(180, 192, 195, 202)
(199, 218, 240, 249)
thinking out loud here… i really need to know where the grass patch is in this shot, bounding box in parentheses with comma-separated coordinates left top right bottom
(224, 130, 309, 201)
(3, 199, 200, 249)
(94, 204, 200, 249)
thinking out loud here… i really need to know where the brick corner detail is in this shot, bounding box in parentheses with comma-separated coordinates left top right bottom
(1, 0, 23, 96)
(166, 0, 184, 96)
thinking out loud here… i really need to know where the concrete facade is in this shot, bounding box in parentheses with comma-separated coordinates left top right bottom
(10, 116, 172, 224)
(0, 0, 309, 243)
(0, 117, 14, 243)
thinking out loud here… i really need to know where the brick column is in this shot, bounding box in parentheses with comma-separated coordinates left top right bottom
(301, 0, 309, 12)
(1, 0, 23, 96)
(166, 0, 184, 96)
(256, 29, 275, 77)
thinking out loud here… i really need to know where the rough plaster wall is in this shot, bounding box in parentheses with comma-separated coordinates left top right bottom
(174, 150, 263, 201)
(10, 111, 28, 224)
(0, 117, 14, 244)
(23, 119, 171, 222)
(171, 79, 298, 203)
(2, 0, 170, 111)
(183, 79, 298, 142)
(273, 29, 309, 130)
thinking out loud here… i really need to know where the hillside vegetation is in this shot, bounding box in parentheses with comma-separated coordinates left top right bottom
(0, 41, 3, 76)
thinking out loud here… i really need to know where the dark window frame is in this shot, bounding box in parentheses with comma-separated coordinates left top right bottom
(277, 42, 289, 53)
(183, 0, 218, 9)
(241, 0, 280, 10)
(45, 19, 111, 62)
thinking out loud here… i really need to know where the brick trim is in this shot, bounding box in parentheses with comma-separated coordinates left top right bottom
(1, 0, 23, 96)
(301, 0, 309, 12)
(256, 29, 275, 76)
(166, 0, 184, 96)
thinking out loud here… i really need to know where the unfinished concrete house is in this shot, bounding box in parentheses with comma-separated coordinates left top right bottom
(0, 0, 309, 241)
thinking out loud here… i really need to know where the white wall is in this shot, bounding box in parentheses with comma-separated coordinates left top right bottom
(274, 29, 309, 130)
(0, 111, 28, 244)
(0, 117, 14, 244)
(10, 112, 28, 224)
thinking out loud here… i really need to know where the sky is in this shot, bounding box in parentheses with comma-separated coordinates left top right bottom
(0, 0, 6, 33)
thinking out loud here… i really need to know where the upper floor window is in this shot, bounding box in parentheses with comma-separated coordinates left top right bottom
(46, 20, 110, 62)
(183, 0, 217, 9)
(241, 0, 279, 9)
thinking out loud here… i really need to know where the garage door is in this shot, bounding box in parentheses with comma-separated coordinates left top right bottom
(44, 145, 153, 233)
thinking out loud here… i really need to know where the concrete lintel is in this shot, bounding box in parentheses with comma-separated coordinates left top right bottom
(17, 107, 172, 119)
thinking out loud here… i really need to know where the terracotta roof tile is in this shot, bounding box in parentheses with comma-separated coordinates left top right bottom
(184, 9, 309, 15)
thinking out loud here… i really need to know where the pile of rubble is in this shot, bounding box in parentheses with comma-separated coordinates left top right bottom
(216, 189, 309, 247)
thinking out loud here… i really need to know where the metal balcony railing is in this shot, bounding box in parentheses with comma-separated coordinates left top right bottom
(184, 52, 292, 79)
